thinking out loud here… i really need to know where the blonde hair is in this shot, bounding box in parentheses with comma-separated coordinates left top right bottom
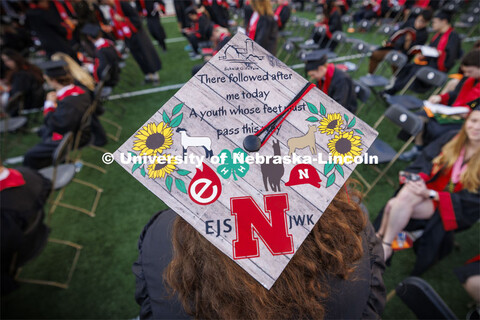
(432, 114, 480, 192)
(51, 52, 96, 91)
(251, 0, 273, 16)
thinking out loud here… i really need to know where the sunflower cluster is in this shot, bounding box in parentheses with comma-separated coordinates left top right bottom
(132, 122, 177, 179)
(318, 113, 363, 164)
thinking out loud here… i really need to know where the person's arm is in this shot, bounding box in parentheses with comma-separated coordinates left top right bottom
(44, 96, 88, 134)
(436, 77, 466, 105)
(329, 70, 353, 108)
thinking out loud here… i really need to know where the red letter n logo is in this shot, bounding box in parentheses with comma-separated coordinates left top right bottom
(231, 193, 294, 260)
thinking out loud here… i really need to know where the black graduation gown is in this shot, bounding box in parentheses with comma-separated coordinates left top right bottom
(25, 3, 76, 59)
(119, 1, 162, 74)
(274, 4, 291, 31)
(1, 168, 52, 294)
(95, 41, 121, 87)
(133, 209, 386, 319)
(136, 0, 168, 50)
(173, 0, 193, 28)
(318, 65, 357, 113)
(316, 9, 342, 50)
(8, 70, 45, 114)
(254, 15, 278, 56)
(385, 29, 461, 95)
(23, 87, 91, 169)
(374, 130, 480, 276)
(203, 0, 229, 27)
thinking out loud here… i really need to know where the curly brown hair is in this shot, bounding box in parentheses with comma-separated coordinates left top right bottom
(164, 181, 367, 319)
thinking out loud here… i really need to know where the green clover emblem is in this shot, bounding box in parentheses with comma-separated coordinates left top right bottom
(216, 148, 249, 181)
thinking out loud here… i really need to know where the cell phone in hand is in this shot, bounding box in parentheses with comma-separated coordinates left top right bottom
(399, 171, 421, 184)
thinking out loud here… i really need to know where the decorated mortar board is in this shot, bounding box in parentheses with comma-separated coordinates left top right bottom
(114, 33, 378, 289)
(81, 23, 102, 38)
(303, 51, 328, 72)
(38, 60, 68, 78)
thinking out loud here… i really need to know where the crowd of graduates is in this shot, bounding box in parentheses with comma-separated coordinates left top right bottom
(1, 0, 480, 318)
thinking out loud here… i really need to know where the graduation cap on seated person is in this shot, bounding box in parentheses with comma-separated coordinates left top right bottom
(81, 23, 102, 39)
(303, 51, 328, 73)
(38, 60, 69, 78)
(114, 33, 378, 289)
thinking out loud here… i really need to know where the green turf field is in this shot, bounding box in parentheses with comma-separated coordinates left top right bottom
(1, 11, 479, 319)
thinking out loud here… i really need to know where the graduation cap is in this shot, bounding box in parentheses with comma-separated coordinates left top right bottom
(302, 50, 328, 72)
(38, 60, 68, 78)
(114, 33, 377, 289)
(434, 10, 452, 23)
(81, 23, 102, 38)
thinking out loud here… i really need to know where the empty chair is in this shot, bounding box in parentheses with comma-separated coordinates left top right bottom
(358, 19, 374, 32)
(386, 66, 448, 110)
(353, 80, 371, 115)
(396, 277, 457, 320)
(355, 104, 423, 196)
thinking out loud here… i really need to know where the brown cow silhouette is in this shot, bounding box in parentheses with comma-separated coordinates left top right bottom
(287, 125, 317, 156)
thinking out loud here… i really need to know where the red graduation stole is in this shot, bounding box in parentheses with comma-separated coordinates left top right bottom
(274, 4, 287, 29)
(248, 12, 260, 40)
(53, 0, 76, 40)
(317, 63, 335, 94)
(430, 27, 453, 72)
(452, 78, 480, 107)
(0, 169, 26, 191)
(110, 0, 138, 40)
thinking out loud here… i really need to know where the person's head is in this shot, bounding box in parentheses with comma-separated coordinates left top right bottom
(433, 110, 480, 192)
(165, 181, 366, 319)
(1, 49, 44, 84)
(432, 10, 452, 32)
(81, 23, 102, 43)
(39, 60, 74, 90)
(251, 0, 273, 16)
(100, 0, 115, 6)
(211, 25, 230, 42)
(31, 0, 50, 9)
(51, 53, 95, 91)
(460, 50, 480, 79)
(305, 54, 328, 82)
(185, 6, 199, 21)
(414, 9, 432, 30)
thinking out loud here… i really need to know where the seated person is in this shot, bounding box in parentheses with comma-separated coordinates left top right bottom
(1, 165, 52, 294)
(23, 60, 91, 169)
(353, 0, 391, 22)
(312, 0, 342, 50)
(273, 0, 291, 31)
(191, 25, 231, 75)
(400, 50, 480, 161)
(80, 23, 121, 89)
(384, 9, 461, 95)
(0, 49, 45, 115)
(183, 6, 214, 59)
(304, 52, 357, 113)
(133, 185, 386, 319)
(376, 109, 480, 275)
(368, 9, 431, 74)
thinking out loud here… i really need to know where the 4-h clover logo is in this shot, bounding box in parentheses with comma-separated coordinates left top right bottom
(216, 148, 250, 181)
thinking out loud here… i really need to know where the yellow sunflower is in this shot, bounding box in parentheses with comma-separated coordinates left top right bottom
(318, 113, 344, 135)
(147, 154, 177, 179)
(133, 122, 173, 156)
(327, 131, 363, 165)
